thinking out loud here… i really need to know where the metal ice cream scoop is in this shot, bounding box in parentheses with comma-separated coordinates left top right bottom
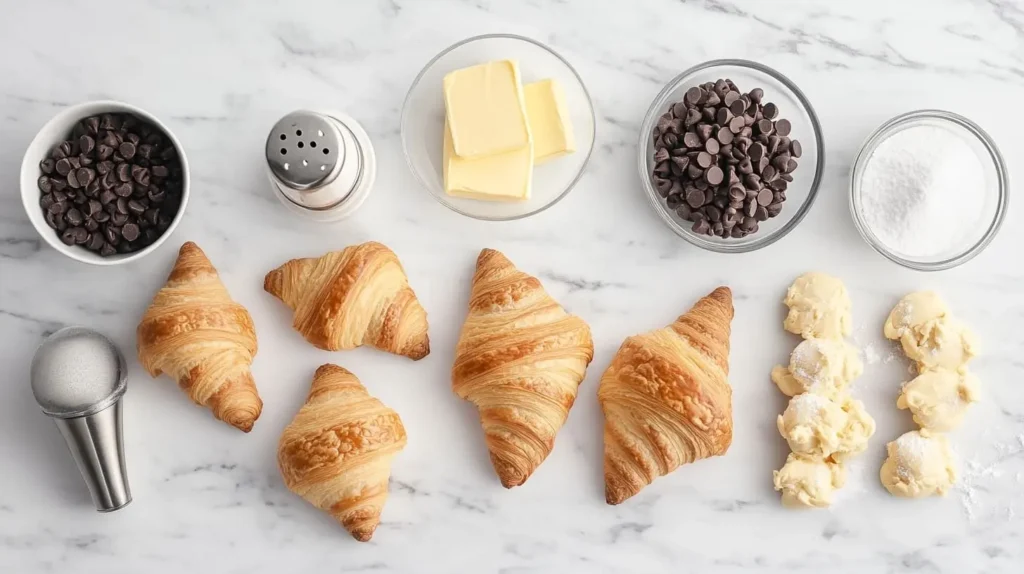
(31, 326, 131, 512)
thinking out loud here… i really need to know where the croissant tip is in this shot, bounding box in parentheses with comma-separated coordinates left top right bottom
(263, 268, 283, 297)
(349, 528, 375, 542)
(315, 363, 352, 378)
(405, 340, 430, 361)
(604, 488, 628, 505)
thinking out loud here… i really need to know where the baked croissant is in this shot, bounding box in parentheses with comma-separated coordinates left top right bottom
(278, 364, 407, 542)
(137, 241, 262, 432)
(599, 286, 733, 505)
(264, 242, 429, 360)
(452, 248, 594, 488)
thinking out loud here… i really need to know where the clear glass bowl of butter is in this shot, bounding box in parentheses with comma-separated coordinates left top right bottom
(402, 34, 596, 221)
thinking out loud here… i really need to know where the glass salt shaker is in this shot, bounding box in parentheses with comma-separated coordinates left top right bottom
(265, 110, 377, 221)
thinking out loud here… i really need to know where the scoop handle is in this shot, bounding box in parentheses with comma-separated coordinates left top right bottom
(54, 399, 131, 512)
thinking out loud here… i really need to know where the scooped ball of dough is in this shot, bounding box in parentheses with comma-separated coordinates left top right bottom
(904, 317, 978, 372)
(834, 397, 876, 461)
(777, 394, 876, 460)
(771, 338, 863, 398)
(773, 453, 846, 508)
(884, 291, 978, 371)
(879, 430, 957, 498)
(883, 291, 949, 340)
(897, 370, 980, 431)
(783, 272, 853, 340)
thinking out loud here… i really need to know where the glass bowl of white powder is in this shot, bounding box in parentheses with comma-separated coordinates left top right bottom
(850, 110, 1008, 271)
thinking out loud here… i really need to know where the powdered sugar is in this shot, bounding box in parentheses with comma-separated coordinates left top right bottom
(863, 343, 881, 365)
(787, 392, 832, 421)
(859, 124, 986, 258)
(956, 432, 1024, 522)
(895, 430, 931, 464)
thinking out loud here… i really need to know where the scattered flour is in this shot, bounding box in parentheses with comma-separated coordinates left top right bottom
(956, 432, 1024, 523)
(864, 343, 881, 365)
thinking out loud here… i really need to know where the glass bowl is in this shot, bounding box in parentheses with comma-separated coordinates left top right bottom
(638, 59, 824, 252)
(401, 34, 596, 221)
(850, 110, 1008, 271)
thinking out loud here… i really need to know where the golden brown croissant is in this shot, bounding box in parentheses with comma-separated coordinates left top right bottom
(264, 242, 429, 360)
(137, 241, 262, 432)
(598, 286, 733, 505)
(278, 364, 407, 542)
(452, 248, 594, 488)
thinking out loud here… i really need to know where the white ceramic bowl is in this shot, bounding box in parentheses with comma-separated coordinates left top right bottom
(402, 34, 596, 221)
(21, 101, 190, 265)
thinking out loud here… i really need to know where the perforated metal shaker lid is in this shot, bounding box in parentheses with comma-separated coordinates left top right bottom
(266, 111, 349, 198)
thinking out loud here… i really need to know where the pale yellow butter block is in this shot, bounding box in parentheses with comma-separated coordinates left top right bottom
(524, 79, 575, 164)
(443, 120, 532, 202)
(443, 60, 531, 159)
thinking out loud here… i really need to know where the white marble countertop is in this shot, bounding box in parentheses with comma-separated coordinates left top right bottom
(2, 1, 1023, 572)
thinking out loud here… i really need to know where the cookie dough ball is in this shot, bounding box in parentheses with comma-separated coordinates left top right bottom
(884, 292, 978, 371)
(834, 397, 876, 461)
(880, 430, 957, 498)
(777, 394, 844, 457)
(883, 291, 948, 340)
(773, 453, 846, 508)
(771, 338, 863, 398)
(905, 318, 978, 371)
(783, 272, 853, 340)
(897, 370, 980, 431)
(777, 394, 875, 459)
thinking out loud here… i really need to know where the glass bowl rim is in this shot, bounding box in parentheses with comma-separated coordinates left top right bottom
(637, 58, 826, 253)
(848, 109, 1009, 271)
(400, 33, 597, 222)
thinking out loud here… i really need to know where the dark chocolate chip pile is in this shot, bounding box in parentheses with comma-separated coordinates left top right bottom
(651, 78, 802, 239)
(37, 113, 183, 257)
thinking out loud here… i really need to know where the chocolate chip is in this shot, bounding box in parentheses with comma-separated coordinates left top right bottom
(692, 218, 711, 235)
(757, 188, 774, 206)
(105, 226, 120, 245)
(112, 182, 132, 197)
(55, 158, 72, 177)
(705, 166, 724, 186)
(728, 116, 745, 134)
(117, 162, 131, 182)
(65, 207, 83, 227)
(119, 142, 136, 160)
(686, 188, 705, 209)
(111, 212, 129, 227)
(775, 119, 792, 137)
(121, 223, 140, 242)
(66, 170, 81, 189)
(790, 140, 802, 159)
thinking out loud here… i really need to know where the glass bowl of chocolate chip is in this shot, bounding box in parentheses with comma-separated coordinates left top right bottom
(21, 101, 189, 265)
(639, 59, 824, 252)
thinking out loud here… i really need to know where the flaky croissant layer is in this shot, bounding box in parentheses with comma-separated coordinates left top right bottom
(453, 248, 594, 488)
(137, 241, 262, 432)
(599, 286, 734, 505)
(278, 364, 407, 542)
(265, 241, 430, 360)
